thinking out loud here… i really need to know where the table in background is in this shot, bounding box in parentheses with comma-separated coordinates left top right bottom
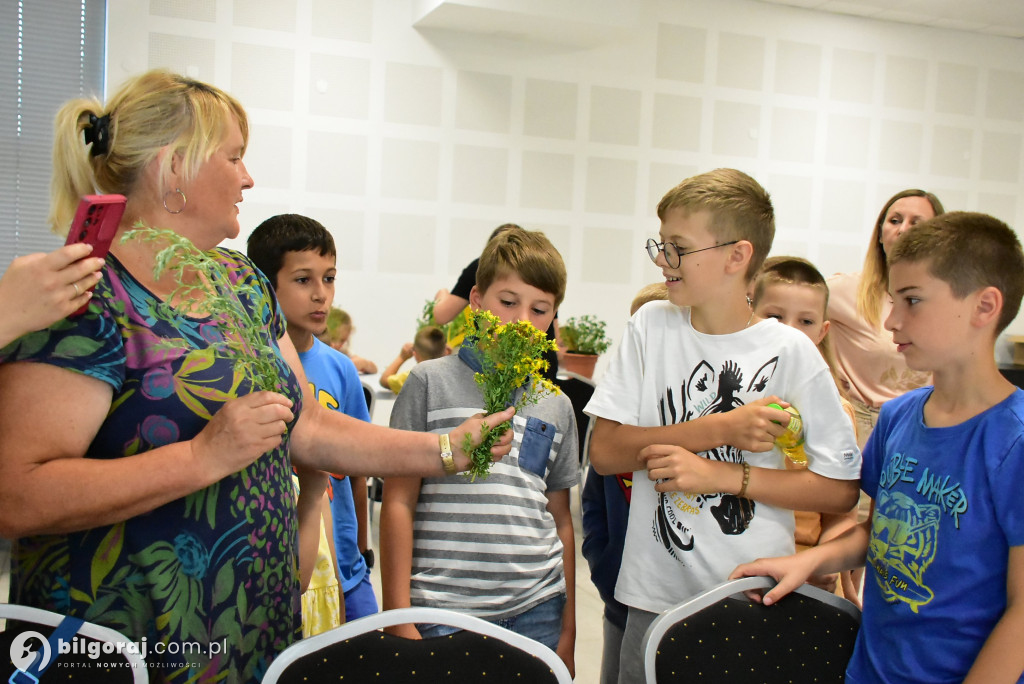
(358, 372, 395, 426)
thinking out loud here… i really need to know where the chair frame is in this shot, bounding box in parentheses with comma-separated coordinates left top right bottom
(554, 371, 597, 508)
(360, 379, 384, 522)
(0, 603, 148, 683)
(360, 379, 376, 420)
(580, 410, 596, 472)
(556, 370, 594, 385)
(642, 576, 861, 683)
(263, 606, 573, 684)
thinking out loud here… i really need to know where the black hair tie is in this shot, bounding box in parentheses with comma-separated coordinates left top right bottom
(84, 113, 110, 157)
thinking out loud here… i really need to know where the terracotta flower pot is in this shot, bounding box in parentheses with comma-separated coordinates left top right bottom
(559, 351, 599, 379)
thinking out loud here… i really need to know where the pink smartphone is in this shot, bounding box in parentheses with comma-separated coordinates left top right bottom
(64, 194, 126, 314)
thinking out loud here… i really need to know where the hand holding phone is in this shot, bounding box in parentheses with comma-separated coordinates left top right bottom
(64, 194, 126, 314)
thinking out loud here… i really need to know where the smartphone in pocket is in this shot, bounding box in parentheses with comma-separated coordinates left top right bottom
(64, 194, 126, 314)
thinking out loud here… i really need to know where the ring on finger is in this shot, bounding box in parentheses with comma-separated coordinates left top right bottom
(72, 282, 81, 297)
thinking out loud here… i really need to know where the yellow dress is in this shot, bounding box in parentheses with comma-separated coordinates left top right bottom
(301, 515, 343, 637)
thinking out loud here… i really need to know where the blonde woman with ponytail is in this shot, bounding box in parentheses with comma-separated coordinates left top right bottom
(826, 189, 944, 447)
(0, 69, 513, 683)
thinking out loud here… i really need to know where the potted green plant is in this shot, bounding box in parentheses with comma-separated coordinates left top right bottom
(558, 314, 611, 379)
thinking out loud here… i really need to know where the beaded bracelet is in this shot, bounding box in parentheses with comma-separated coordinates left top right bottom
(738, 461, 751, 498)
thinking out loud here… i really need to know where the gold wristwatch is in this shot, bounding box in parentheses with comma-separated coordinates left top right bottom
(439, 433, 457, 475)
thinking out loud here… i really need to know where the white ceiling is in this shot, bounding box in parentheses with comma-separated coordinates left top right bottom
(753, 0, 1024, 39)
(412, 0, 1024, 46)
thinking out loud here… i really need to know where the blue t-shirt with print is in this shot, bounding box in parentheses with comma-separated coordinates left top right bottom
(851, 387, 1024, 683)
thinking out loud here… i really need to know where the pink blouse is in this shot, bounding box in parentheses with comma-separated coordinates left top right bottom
(827, 272, 931, 409)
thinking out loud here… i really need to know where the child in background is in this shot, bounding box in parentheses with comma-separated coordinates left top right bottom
(734, 212, 1024, 683)
(381, 226, 579, 676)
(585, 169, 861, 684)
(379, 325, 449, 393)
(581, 281, 668, 684)
(317, 307, 376, 619)
(628, 282, 669, 315)
(247, 214, 377, 628)
(323, 307, 378, 374)
(750, 256, 861, 604)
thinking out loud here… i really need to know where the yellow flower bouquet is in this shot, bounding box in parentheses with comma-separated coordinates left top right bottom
(462, 310, 559, 480)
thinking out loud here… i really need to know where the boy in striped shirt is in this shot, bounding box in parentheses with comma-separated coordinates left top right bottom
(381, 226, 578, 676)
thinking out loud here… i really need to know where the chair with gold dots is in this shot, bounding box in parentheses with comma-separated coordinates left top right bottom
(262, 606, 573, 683)
(642, 575, 861, 683)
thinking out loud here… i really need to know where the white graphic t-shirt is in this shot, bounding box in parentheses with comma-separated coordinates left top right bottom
(585, 301, 861, 613)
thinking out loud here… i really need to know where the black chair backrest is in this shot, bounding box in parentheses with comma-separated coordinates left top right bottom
(650, 583, 860, 683)
(361, 382, 375, 419)
(274, 630, 562, 684)
(554, 375, 595, 460)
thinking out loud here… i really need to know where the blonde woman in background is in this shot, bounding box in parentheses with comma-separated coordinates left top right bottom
(826, 189, 944, 448)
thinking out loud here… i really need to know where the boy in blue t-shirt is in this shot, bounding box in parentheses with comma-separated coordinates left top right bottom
(734, 212, 1024, 683)
(248, 213, 377, 624)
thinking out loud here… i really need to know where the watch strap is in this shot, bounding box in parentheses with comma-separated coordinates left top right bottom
(439, 433, 456, 475)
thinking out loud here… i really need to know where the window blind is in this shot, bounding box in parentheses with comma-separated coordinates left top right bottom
(0, 0, 105, 274)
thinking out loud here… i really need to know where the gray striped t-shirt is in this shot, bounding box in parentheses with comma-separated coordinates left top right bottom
(389, 352, 580, 620)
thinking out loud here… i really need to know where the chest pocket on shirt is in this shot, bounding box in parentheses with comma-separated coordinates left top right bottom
(519, 417, 555, 478)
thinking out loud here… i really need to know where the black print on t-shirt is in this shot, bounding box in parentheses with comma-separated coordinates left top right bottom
(652, 356, 778, 561)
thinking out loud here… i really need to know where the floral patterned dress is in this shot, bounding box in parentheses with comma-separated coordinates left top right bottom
(1, 248, 304, 683)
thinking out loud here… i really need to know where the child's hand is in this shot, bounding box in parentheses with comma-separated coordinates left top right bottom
(399, 342, 414, 361)
(729, 552, 819, 606)
(384, 623, 422, 640)
(806, 571, 839, 594)
(352, 356, 378, 374)
(556, 636, 575, 679)
(346, 352, 378, 374)
(839, 569, 863, 609)
(719, 396, 790, 452)
(640, 443, 725, 494)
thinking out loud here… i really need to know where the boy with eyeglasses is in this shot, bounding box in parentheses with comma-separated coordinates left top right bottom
(586, 168, 861, 684)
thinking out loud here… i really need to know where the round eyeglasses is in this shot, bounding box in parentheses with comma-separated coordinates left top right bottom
(645, 238, 739, 268)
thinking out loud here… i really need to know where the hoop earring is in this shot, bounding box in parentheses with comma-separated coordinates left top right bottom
(163, 188, 187, 214)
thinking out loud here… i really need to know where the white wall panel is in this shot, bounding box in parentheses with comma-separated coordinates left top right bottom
(105, 0, 1024, 368)
(524, 79, 578, 140)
